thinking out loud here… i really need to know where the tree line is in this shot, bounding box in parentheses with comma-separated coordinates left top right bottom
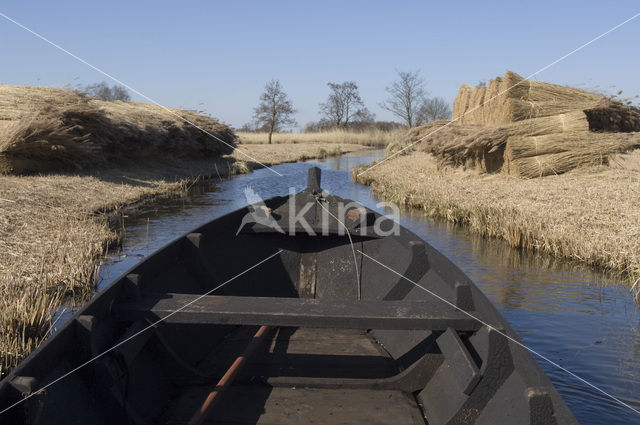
(243, 70, 452, 143)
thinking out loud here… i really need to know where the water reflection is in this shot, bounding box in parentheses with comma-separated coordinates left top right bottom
(96, 148, 640, 425)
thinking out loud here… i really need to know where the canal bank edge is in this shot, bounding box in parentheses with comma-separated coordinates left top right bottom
(353, 152, 640, 299)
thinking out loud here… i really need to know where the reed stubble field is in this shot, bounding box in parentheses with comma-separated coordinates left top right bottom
(233, 142, 368, 164)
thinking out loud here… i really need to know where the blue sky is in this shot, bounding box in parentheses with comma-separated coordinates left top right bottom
(1, 1, 639, 129)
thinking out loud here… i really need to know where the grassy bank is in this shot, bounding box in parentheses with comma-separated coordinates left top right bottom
(237, 128, 406, 147)
(354, 151, 640, 295)
(0, 157, 248, 379)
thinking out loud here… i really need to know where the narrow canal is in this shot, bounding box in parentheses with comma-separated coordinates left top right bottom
(96, 149, 640, 425)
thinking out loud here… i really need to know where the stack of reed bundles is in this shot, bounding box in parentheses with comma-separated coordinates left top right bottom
(415, 72, 640, 177)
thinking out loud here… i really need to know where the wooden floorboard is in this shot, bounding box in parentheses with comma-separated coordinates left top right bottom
(160, 328, 425, 424)
(163, 385, 425, 425)
(197, 328, 398, 380)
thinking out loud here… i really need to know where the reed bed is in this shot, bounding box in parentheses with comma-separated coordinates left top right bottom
(237, 128, 406, 147)
(0, 84, 244, 376)
(0, 85, 237, 174)
(354, 151, 640, 297)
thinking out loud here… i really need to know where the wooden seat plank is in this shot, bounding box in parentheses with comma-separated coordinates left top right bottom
(115, 293, 480, 331)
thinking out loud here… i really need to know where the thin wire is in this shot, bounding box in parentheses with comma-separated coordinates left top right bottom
(357, 11, 640, 177)
(358, 249, 640, 416)
(0, 11, 284, 177)
(0, 249, 283, 417)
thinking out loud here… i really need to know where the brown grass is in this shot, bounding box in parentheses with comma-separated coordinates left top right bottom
(354, 151, 640, 296)
(0, 85, 237, 174)
(0, 85, 241, 376)
(237, 128, 406, 147)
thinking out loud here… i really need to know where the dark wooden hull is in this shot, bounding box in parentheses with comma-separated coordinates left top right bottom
(0, 169, 578, 424)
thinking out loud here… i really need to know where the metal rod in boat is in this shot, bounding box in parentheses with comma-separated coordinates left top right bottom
(187, 325, 271, 425)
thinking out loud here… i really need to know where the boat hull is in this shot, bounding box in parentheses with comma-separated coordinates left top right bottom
(0, 170, 578, 424)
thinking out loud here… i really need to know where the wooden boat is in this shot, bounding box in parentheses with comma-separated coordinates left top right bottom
(0, 167, 578, 424)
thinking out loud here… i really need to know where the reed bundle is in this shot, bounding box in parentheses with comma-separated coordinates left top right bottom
(408, 112, 592, 170)
(503, 132, 640, 178)
(0, 85, 237, 174)
(414, 71, 640, 177)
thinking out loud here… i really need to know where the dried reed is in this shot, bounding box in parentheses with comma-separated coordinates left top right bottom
(453, 71, 604, 125)
(413, 71, 640, 177)
(0, 85, 237, 174)
(504, 132, 640, 178)
(353, 151, 640, 297)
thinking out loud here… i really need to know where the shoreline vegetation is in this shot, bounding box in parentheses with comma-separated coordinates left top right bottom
(354, 151, 640, 296)
(233, 141, 373, 166)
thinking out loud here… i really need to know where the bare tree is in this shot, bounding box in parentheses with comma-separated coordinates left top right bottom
(82, 81, 130, 101)
(416, 97, 452, 124)
(352, 107, 375, 124)
(319, 81, 370, 128)
(111, 85, 131, 102)
(238, 122, 258, 132)
(379, 70, 427, 127)
(253, 80, 297, 144)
